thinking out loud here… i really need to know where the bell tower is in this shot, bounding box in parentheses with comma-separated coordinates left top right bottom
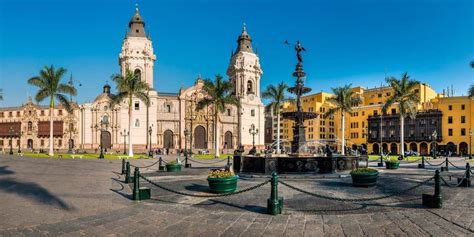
(226, 24, 265, 150)
(118, 4, 156, 89)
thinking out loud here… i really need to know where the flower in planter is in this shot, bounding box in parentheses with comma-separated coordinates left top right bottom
(208, 169, 235, 178)
(350, 168, 378, 175)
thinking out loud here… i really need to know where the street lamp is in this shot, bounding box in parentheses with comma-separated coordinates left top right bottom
(120, 129, 128, 155)
(184, 128, 191, 168)
(8, 126, 14, 155)
(67, 123, 75, 154)
(17, 131, 23, 153)
(431, 130, 438, 159)
(249, 124, 258, 155)
(148, 126, 153, 157)
(469, 128, 472, 159)
(98, 118, 109, 159)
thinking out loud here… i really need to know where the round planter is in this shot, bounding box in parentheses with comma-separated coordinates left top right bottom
(351, 172, 379, 187)
(207, 176, 238, 193)
(166, 164, 182, 172)
(385, 161, 400, 169)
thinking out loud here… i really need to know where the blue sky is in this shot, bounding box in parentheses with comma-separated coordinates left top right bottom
(0, 0, 473, 106)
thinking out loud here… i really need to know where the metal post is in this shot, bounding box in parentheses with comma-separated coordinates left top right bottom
(227, 155, 231, 167)
(121, 158, 126, 174)
(158, 157, 165, 171)
(444, 157, 449, 172)
(469, 129, 472, 159)
(148, 126, 152, 158)
(133, 167, 140, 200)
(419, 156, 425, 168)
(125, 161, 131, 183)
(433, 170, 442, 208)
(465, 163, 471, 187)
(267, 172, 283, 215)
(184, 129, 191, 168)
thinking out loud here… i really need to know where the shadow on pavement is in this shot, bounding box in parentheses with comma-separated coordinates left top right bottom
(184, 183, 209, 192)
(0, 166, 14, 176)
(0, 178, 74, 210)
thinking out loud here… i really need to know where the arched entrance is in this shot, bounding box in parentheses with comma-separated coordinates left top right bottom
(459, 142, 468, 156)
(194, 126, 206, 149)
(101, 131, 111, 150)
(382, 143, 389, 154)
(224, 131, 232, 149)
(409, 143, 417, 152)
(27, 139, 33, 149)
(372, 143, 380, 154)
(163, 130, 173, 149)
(420, 142, 428, 155)
(390, 143, 398, 155)
(446, 142, 456, 154)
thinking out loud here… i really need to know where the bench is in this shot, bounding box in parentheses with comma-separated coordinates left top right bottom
(71, 155, 83, 159)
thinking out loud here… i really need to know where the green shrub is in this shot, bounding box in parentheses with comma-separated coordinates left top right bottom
(350, 168, 378, 175)
(385, 160, 400, 164)
(208, 169, 235, 178)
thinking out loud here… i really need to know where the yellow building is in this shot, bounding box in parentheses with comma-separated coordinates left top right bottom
(277, 82, 473, 156)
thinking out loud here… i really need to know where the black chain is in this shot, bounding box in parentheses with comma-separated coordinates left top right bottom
(188, 157, 228, 165)
(425, 160, 446, 166)
(129, 160, 160, 169)
(447, 160, 467, 170)
(440, 172, 469, 188)
(139, 174, 270, 198)
(402, 158, 422, 164)
(278, 177, 434, 202)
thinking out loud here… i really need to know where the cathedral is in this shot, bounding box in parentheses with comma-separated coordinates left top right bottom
(0, 6, 265, 154)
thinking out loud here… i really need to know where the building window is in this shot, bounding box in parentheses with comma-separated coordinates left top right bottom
(251, 109, 255, 117)
(378, 94, 382, 98)
(134, 101, 140, 111)
(166, 104, 171, 113)
(0, 140, 3, 146)
(41, 110, 45, 116)
(134, 69, 141, 80)
(16, 140, 20, 146)
(461, 128, 466, 136)
(58, 110, 63, 116)
(28, 110, 32, 116)
(448, 105, 452, 111)
(16, 111, 20, 117)
(448, 129, 453, 136)
(247, 80, 253, 94)
(40, 140, 44, 146)
(414, 89, 419, 93)
(0, 112, 3, 118)
(391, 108, 396, 115)
(373, 110, 378, 116)
(9, 112, 12, 117)
(448, 116, 453, 124)
(58, 139, 62, 147)
(227, 109, 231, 116)
(28, 121, 33, 131)
(461, 116, 465, 123)
(461, 104, 465, 110)
(135, 119, 140, 127)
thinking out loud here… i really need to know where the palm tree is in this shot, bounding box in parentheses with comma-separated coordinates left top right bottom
(262, 82, 290, 154)
(469, 84, 474, 98)
(28, 65, 77, 156)
(325, 84, 361, 155)
(383, 73, 420, 159)
(111, 69, 150, 157)
(197, 75, 239, 158)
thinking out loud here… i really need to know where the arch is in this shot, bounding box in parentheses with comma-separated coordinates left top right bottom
(27, 139, 33, 149)
(194, 126, 206, 149)
(224, 131, 233, 149)
(382, 143, 389, 154)
(101, 131, 112, 149)
(246, 80, 253, 94)
(163, 130, 174, 149)
(446, 142, 456, 153)
(409, 142, 418, 152)
(390, 143, 398, 155)
(134, 69, 142, 80)
(420, 142, 428, 155)
(352, 144, 358, 150)
(372, 143, 380, 155)
(459, 142, 468, 155)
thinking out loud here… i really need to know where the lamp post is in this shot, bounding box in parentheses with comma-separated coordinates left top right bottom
(469, 128, 472, 159)
(120, 129, 128, 155)
(249, 124, 258, 155)
(67, 123, 74, 154)
(431, 130, 438, 159)
(363, 127, 369, 155)
(184, 128, 191, 168)
(17, 131, 23, 153)
(98, 118, 109, 159)
(148, 126, 153, 157)
(8, 126, 14, 155)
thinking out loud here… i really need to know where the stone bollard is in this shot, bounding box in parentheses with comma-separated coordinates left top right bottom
(441, 157, 449, 172)
(133, 167, 140, 200)
(158, 157, 165, 171)
(418, 156, 425, 169)
(125, 161, 133, 183)
(457, 163, 471, 187)
(422, 170, 442, 208)
(121, 159, 126, 174)
(267, 172, 283, 215)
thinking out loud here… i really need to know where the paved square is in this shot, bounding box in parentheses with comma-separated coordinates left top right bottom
(0, 156, 472, 236)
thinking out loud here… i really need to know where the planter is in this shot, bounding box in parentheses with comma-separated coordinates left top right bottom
(385, 161, 400, 169)
(351, 171, 379, 187)
(166, 164, 182, 172)
(207, 176, 238, 193)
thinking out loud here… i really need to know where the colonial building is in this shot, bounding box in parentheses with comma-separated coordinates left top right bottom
(0, 6, 265, 153)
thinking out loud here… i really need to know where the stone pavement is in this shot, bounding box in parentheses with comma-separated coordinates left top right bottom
(0, 155, 472, 236)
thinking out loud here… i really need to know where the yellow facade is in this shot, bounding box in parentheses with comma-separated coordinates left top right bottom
(279, 82, 473, 156)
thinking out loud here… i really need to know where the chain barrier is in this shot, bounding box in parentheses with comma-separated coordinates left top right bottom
(278, 176, 434, 202)
(139, 174, 270, 198)
(440, 172, 469, 188)
(188, 157, 228, 165)
(129, 160, 161, 169)
(425, 159, 446, 166)
(447, 160, 467, 170)
(402, 158, 422, 164)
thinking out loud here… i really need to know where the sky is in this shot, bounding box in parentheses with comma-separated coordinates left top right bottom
(0, 0, 473, 106)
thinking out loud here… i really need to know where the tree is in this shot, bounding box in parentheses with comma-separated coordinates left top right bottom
(383, 72, 420, 158)
(28, 65, 77, 156)
(262, 82, 290, 154)
(0, 89, 3, 101)
(469, 84, 474, 98)
(110, 69, 150, 157)
(196, 75, 239, 158)
(325, 84, 362, 155)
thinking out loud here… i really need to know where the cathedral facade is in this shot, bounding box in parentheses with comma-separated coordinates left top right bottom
(0, 6, 265, 154)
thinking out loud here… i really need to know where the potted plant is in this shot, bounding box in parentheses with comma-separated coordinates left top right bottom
(207, 169, 238, 193)
(166, 160, 182, 172)
(385, 160, 400, 169)
(350, 168, 379, 187)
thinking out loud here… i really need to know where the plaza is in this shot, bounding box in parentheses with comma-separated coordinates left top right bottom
(0, 155, 472, 236)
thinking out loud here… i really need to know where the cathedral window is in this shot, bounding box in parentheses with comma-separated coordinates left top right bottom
(134, 69, 142, 80)
(227, 109, 231, 116)
(247, 80, 253, 94)
(251, 109, 255, 117)
(135, 119, 140, 127)
(28, 121, 33, 132)
(166, 104, 171, 113)
(134, 101, 140, 111)
(58, 140, 62, 147)
(58, 110, 63, 116)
